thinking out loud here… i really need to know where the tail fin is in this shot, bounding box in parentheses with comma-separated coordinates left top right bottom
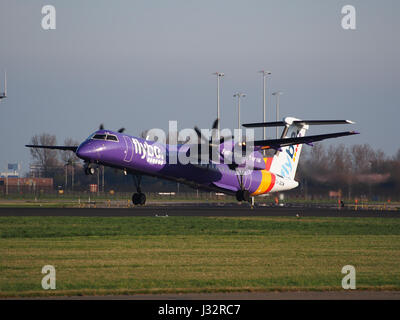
(269, 117, 308, 180)
(246, 117, 357, 180)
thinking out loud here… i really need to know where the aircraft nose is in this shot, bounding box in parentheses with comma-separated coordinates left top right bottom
(76, 143, 96, 160)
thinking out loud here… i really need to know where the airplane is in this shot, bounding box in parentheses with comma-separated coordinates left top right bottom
(0, 71, 6, 102)
(26, 117, 358, 205)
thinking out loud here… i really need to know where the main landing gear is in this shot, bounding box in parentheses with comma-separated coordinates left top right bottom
(235, 169, 250, 203)
(132, 174, 146, 206)
(236, 189, 250, 202)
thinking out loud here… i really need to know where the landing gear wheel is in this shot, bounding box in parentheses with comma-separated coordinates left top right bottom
(138, 193, 146, 205)
(84, 164, 96, 175)
(132, 193, 140, 205)
(132, 193, 146, 205)
(236, 190, 250, 202)
(242, 190, 250, 202)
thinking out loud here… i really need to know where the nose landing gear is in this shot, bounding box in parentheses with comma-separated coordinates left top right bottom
(84, 163, 96, 175)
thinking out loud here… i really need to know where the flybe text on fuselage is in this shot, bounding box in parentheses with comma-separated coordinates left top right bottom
(131, 138, 165, 165)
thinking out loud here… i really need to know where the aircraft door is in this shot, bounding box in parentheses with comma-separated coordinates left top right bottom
(123, 136, 134, 163)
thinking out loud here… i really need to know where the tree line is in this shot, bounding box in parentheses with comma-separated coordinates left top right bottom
(296, 143, 400, 200)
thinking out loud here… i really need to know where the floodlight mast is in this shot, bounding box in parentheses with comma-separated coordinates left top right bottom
(272, 91, 283, 138)
(0, 71, 6, 101)
(213, 72, 224, 136)
(259, 70, 271, 141)
(233, 92, 246, 130)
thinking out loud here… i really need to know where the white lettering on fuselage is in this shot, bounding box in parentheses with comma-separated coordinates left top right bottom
(132, 138, 165, 165)
(280, 131, 301, 178)
(281, 151, 293, 177)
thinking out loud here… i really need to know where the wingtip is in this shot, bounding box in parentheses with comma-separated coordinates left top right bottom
(346, 120, 356, 124)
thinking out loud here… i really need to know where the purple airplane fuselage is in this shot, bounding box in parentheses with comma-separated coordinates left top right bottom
(76, 130, 296, 196)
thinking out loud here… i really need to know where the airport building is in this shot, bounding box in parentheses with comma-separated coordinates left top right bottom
(0, 177, 53, 194)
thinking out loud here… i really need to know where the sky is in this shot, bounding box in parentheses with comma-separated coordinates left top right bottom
(0, 0, 399, 173)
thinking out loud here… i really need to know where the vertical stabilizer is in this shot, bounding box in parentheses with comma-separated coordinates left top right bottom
(268, 117, 308, 180)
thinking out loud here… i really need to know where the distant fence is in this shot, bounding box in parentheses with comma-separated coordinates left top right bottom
(1, 184, 398, 205)
(0, 190, 236, 201)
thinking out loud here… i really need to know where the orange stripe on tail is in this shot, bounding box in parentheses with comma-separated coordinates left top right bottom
(251, 170, 274, 196)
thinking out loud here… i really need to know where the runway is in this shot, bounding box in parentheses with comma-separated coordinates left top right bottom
(0, 205, 399, 218)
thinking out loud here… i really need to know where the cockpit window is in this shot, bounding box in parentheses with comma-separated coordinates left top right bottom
(92, 134, 106, 140)
(106, 135, 118, 141)
(90, 133, 119, 142)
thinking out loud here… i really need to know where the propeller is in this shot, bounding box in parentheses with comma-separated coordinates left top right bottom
(194, 126, 208, 144)
(194, 119, 234, 145)
(193, 118, 236, 161)
(98, 124, 125, 133)
(194, 118, 219, 146)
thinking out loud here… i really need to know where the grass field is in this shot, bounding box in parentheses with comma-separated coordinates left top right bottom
(1, 216, 400, 297)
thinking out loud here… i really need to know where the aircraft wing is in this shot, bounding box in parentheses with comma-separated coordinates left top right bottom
(254, 131, 359, 148)
(243, 120, 355, 128)
(25, 145, 78, 152)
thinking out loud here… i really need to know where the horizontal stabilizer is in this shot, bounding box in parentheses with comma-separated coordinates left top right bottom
(25, 145, 78, 152)
(243, 120, 355, 128)
(254, 131, 359, 148)
(243, 121, 286, 128)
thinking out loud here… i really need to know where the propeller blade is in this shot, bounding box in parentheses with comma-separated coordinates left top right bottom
(99, 124, 104, 130)
(219, 135, 234, 143)
(118, 128, 125, 133)
(212, 118, 219, 130)
(210, 118, 220, 143)
(194, 126, 208, 144)
(194, 118, 223, 160)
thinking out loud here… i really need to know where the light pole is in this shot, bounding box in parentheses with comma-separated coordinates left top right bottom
(102, 165, 104, 193)
(64, 163, 68, 190)
(233, 93, 246, 129)
(272, 91, 283, 138)
(0, 71, 7, 102)
(213, 72, 224, 134)
(71, 161, 74, 192)
(5, 169, 8, 196)
(259, 70, 271, 140)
